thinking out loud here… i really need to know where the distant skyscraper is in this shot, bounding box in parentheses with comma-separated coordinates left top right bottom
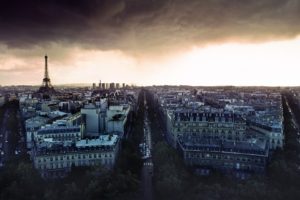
(122, 83, 125, 88)
(116, 83, 120, 89)
(110, 83, 115, 89)
(99, 80, 102, 89)
(101, 83, 106, 89)
(92, 83, 96, 90)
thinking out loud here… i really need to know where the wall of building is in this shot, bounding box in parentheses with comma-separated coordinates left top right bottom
(182, 149, 267, 173)
(249, 125, 284, 149)
(34, 148, 118, 178)
(81, 107, 101, 137)
(165, 110, 247, 148)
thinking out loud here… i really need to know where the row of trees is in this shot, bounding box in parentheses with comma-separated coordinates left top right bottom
(0, 161, 142, 200)
(145, 89, 300, 200)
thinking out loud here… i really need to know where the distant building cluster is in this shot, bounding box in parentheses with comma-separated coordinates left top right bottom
(20, 86, 138, 178)
(150, 87, 283, 176)
(92, 80, 129, 90)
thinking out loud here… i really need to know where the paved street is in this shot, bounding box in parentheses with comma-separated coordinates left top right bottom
(283, 95, 300, 172)
(285, 97, 297, 124)
(0, 109, 12, 164)
(284, 96, 300, 140)
(141, 92, 154, 200)
(0, 105, 25, 166)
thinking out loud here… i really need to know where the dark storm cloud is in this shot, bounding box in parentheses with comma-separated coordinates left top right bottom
(0, 0, 300, 54)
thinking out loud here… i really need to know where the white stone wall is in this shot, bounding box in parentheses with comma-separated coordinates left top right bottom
(81, 108, 100, 136)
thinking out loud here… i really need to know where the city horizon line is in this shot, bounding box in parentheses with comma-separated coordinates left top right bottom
(1, 83, 300, 88)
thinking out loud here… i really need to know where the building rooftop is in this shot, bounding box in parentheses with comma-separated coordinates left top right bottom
(38, 126, 80, 135)
(76, 134, 118, 147)
(34, 134, 119, 156)
(178, 136, 269, 156)
(26, 116, 49, 128)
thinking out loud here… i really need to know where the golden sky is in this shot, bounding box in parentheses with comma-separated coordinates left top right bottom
(1, 36, 300, 86)
(0, 0, 300, 86)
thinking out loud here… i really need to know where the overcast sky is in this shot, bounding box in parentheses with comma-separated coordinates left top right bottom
(0, 0, 300, 86)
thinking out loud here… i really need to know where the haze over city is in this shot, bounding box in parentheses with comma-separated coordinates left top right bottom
(1, 0, 300, 86)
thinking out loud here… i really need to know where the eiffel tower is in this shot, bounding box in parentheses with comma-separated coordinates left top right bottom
(38, 55, 56, 94)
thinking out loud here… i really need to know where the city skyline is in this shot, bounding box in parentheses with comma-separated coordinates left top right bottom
(2, 1, 300, 199)
(1, 0, 300, 86)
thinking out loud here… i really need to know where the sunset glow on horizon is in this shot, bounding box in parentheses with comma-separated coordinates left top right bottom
(1, 36, 300, 86)
(1, 0, 300, 87)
